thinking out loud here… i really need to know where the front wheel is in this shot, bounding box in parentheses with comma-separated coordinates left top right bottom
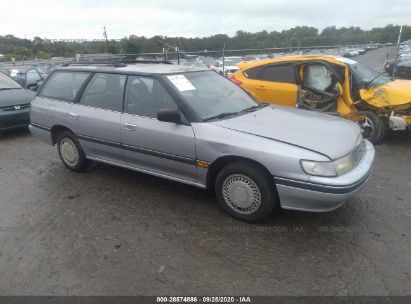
(215, 162, 277, 222)
(358, 111, 386, 144)
(57, 131, 90, 171)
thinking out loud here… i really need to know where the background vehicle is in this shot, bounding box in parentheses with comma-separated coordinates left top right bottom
(29, 62, 374, 222)
(385, 55, 411, 79)
(0, 72, 34, 135)
(210, 57, 242, 77)
(0, 66, 46, 91)
(231, 55, 411, 143)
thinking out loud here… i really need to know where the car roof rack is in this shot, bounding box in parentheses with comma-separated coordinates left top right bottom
(61, 60, 173, 68)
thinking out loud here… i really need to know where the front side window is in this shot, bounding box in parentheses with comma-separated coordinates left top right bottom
(169, 71, 259, 121)
(124, 76, 177, 118)
(80, 73, 126, 112)
(26, 69, 42, 84)
(303, 64, 334, 91)
(40, 71, 90, 101)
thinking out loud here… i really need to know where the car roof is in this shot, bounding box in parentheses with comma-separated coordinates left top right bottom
(0, 66, 36, 73)
(55, 63, 210, 75)
(237, 54, 344, 70)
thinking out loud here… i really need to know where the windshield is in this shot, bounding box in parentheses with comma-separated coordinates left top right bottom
(0, 72, 22, 90)
(348, 62, 391, 89)
(167, 71, 260, 121)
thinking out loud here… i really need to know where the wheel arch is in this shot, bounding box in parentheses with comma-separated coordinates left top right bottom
(206, 155, 275, 190)
(50, 125, 74, 145)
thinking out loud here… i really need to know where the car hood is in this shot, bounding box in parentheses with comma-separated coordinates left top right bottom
(360, 79, 411, 107)
(211, 106, 362, 159)
(0, 88, 35, 107)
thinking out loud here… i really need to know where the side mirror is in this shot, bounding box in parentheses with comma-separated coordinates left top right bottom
(27, 83, 39, 91)
(27, 81, 42, 91)
(157, 109, 181, 124)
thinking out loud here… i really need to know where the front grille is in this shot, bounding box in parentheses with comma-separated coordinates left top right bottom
(0, 120, 28, 128)
(1, 104, 30, 111)
(352, 140, 366, 166)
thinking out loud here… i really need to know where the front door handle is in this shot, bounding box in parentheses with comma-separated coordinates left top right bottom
(124, 123, 137, 131)
(68, 112, 79, 119)
(255, 85, 266, 90)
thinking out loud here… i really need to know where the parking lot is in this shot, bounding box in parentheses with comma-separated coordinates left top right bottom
(0, 47, 410, 296)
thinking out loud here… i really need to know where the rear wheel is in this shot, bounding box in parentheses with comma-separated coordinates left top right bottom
(215, 161, 277, 222)
(57, 131, 90, 171)
(359, 111, 386, 144)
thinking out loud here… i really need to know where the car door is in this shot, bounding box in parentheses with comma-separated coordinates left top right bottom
(121, 75, 197, 183)
(67, 72, 126, 163)
(34, 70, 91, 130)
(242, 64, 299, 106)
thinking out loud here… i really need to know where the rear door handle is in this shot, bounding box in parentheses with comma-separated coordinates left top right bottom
(124, 123, 137, 131)
(256, 85, 266, 90)
(68, 112, 79, 119)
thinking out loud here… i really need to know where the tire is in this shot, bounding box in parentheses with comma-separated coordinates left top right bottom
(215, 161, 277, 222)
(358, 111, 386, 144)
(56, 131, 90, 172)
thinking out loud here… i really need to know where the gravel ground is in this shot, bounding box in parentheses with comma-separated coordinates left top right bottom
(0, 47, 410, 296)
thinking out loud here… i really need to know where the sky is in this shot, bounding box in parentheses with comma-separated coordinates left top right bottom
(0, 0, 410, 40)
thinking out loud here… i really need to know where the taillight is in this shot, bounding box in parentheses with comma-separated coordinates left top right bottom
(229, 75, 242, 86)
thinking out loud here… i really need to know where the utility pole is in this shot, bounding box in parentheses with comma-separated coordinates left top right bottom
(103, 26, 111, 61)
(222, 43, 226, 76)
(392, 25, 403, 77)
(176, 42, 181, 65)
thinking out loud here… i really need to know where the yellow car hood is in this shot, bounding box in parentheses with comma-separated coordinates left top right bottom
(360, 79, 411, 108)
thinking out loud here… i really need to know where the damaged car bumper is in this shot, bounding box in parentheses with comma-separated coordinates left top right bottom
(389, 113, 411, 131)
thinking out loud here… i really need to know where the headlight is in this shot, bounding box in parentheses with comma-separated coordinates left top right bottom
(334, 153, 355, 176)
(300, 160, 337, 177)
(301, 140, 366, 177)
(301, 151, 357, 177)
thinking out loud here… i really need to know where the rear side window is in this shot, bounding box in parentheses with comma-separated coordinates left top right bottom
(40, 71, 90, 101)
(259, 65, 296, 83)
(244, 64, 296, 84)
(80, 73, 126, 112)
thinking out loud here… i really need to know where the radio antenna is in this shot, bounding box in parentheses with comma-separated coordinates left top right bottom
(103, 26, 111, 61)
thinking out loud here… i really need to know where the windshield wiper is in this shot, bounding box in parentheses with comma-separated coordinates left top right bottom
(203, 112, 239, 121)
(364, 74, 381, 88)
(240, 104, 267, 113)
(0, 88, 20, 91)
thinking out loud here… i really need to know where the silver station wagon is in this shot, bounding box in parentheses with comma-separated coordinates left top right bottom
(30, 61, 375, 222)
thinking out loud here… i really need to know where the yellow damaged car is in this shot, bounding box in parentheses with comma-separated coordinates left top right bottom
(230, 55, 411, 143)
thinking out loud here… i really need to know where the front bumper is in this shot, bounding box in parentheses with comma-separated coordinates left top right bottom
(389, 114, 411, 131)
(0, 108, 29, 131)
(275, 140, 375, 212)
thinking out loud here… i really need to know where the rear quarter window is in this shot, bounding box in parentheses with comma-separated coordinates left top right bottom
(39, 71, 90, 101)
